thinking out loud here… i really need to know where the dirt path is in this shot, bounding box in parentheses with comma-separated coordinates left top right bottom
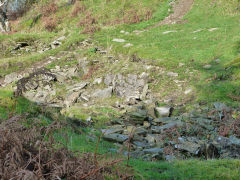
(146, 0, 194, 30)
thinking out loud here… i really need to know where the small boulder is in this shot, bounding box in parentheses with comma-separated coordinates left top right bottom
(143, 148, 163, 154)
(151, 121, 183, 133)
(103, 133, 129, 143)
(102, 126, 124, 135)
(92, 87, 113, 99)
(112, 38, 126, 43)
(4, 72, 19, 84)
(167, 72, 178, 77)
(64, 91, 81, 107)
(154, 107, 173, 117)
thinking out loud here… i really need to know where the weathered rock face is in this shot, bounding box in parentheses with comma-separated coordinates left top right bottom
(104, 73, 148, 101)
(6, 0, 33, 19)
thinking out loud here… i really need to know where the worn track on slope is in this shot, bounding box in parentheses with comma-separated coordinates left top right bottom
(147, 0, 194, 30)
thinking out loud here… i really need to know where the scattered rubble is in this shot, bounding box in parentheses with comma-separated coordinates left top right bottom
(100, 104, 240, 161)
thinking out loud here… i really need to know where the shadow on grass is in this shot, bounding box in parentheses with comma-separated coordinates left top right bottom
(0, 89, 115, 155)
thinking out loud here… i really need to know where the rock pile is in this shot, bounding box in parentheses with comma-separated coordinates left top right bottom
(19, 65, 150, 108)
(102, 104, 240, 161)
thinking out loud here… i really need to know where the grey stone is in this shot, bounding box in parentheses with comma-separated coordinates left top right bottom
(51, 40, 61, 49)
(104, 74, 115, 86)
(154, 107, 172, 117)
(143, 121, 151, 128)
(167, 72, 178, 77)
(135, 127, 148, 135)
(64, 91, 81, 107)
(57, 36, 66, 41)
(175, 137, 201, 155)
(153, 117, 175, 123)
(162, 30, 177, 34)
(133, 141, 151, 148)
(127, 126, 147, 135)
(208, 28, 218, 32)
(151, 121, 183, 133)
(92, 87, 113, 98)
(123, 150, 144, 159)
(93, 77, 103, 85)
(33, 90, 50, 104)
(112, 38, 126, 43)
(67, 82, 88, 92)
(102, 126, 124, 135)
(145, 134, 156, 144)
(164, 155, 176, 161)
(133, 135, 146, 142)
(143, 148, 164, 155)
(123, 43, 133, 48)
(213, 102, 230, 112)
(111, 73, 147, 100)
(66, 67, 79, 78)
(139, 72, 149, 79)
(4, 72, 19, 84)
(25, 81, 39, 90)
(203, 64, 212, 69)
(79, 93, 90, 102)
(103, 133, 129, 143)
(140, 84, 148, 100)
(128, 110, 148, 124)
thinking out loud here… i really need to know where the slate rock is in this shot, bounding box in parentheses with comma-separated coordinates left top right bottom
(4, 72, 19, 84)
(92, 87, 113, 98)
(175, 137, 201, 155)
(143, 148, 164, 155)
(67, 82, 88, 92)
(103, 133, 129, 143)
(64, 91, 81, 107)
(102, 126, 124, 135)
(151, 121, 183, 133)
(127, 110, 148, 124)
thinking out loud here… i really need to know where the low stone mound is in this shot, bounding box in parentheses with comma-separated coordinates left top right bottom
(102, 104, 240, 161)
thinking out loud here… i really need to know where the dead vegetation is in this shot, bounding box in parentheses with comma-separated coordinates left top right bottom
(0, 115, 131, 179)
(41, 3, 59, 17)
(111, 8, 153, 25)
(43, 16, 57, 31)
(71, 2, 86, 17)
(77, 11, 100, 34)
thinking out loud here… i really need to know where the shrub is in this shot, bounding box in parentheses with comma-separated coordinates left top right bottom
(78, 11, 98, 27)
(71, 2, 86, 17)
(43, 16, 57, 32)
(42, 3, 58, 17)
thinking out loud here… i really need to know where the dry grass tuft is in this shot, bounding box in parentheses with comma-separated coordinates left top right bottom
(71, 2, 86, 17)
(78, 11, 98, 27)
(43, 16, 57, 32)
(0, 115, 128, 179)
(41, 3, 58, 17)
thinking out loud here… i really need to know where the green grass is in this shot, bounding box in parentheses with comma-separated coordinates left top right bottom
(131, 159, 240, 180)
(1, 0, 240, 179)
(0, 31, 86, 76)
(0, 88, 36, 119)
(93, 0, 240, 106)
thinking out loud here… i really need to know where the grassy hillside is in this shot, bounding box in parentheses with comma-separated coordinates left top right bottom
(1, 0, 240, 179)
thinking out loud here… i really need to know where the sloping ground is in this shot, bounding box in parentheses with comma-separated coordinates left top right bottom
(1, 0, 240, 179)
(0, 116, 128, 179)
(147, 0, 194, 29)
